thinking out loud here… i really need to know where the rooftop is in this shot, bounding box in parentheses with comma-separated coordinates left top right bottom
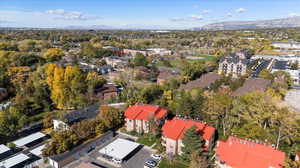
(232, 78, 271, 97)
(0, 145, 10, 155)
(29, 144, 46, 156)
(99, 138, 140, 160)
(179, 72, 222, 90)
(13, 132, 46, 147)
(62, 104, 100, 124)
(216, 136, 285, 168)
(124, 104, 168, 121)
(162, 117, 215, 141)
(0, 153, 30, 168)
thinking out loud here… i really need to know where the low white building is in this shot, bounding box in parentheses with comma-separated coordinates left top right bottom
(99, 138, 140, 162)
(272, 41, 300, 50)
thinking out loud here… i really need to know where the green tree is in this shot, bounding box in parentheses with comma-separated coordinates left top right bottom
(133, 53, 148, 67)
(181, 126, 205, 162)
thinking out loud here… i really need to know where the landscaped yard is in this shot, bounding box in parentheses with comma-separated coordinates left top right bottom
(136, 134, 158, 146)
(159, 159, 188, 168)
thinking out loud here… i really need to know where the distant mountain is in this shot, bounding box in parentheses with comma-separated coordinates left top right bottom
(202, 16, 300, 30)
(63, 25, 116, 30)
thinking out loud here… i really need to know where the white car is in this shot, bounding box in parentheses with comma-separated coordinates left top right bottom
(151, 154, 162, 161)
(112, 158, 122, 164)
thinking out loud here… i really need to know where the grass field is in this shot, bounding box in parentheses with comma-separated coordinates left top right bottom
(159, 159, 188, 168)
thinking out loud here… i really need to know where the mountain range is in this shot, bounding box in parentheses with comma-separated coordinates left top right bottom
(202, 16, 300, 30)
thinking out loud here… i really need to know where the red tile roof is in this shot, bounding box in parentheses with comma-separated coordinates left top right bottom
(216, 136, 285, 168)
(161, 117, 215, 141)
(124, 104, 168, 121)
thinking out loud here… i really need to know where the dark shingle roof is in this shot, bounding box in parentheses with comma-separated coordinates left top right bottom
(232, 78, 271, 96)
(179, 72, 222, 90)
(63, 104, 100, 124)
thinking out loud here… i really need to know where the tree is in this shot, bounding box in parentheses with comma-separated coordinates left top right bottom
(0, 107, 28, 136)
(43, 114, 53, 129)
(181, 126, 205, 162)
(45, 64, 87, 109)
(259, 69, 273, 80)
(43, 48, 65, 62)
(99, 105, 124, 129)
(133, 53, 148, 67)
(189, 152, 209, 168)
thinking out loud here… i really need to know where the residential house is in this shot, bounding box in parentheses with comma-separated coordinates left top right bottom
(53, 104, 100, 130)
(232, 78, 271, 97)
(218, 52, 250, 78)
(215, 136, 285, 168)
(146, 48, 172, 56)
(94, 83, 120, 101)
(123, 49, 148, 57)
(161, 117, 216, 156)
(157, 69, 180, 84)
(271, 60, 300, 85)
(104, 56, 128, 70)
(124, 104, 168, 134)
(179, 72, 222, 90)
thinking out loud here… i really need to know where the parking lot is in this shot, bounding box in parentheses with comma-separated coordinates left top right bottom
(65, 133, 157, 168)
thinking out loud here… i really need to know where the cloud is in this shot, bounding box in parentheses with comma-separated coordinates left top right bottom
(189, 15, 203, 21)
(45, 9, 91, 20)
(236, 8, 247, 13)
(226, 12, 233, 18)
(170, 17, 186, 22)
(288, 12, 300, 17)
(201, 10, 211, 15)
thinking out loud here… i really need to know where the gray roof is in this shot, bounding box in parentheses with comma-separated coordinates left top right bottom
(232, 78, 271, 96)
(63, 104, 100, 124)
(180, 72, 222, 90)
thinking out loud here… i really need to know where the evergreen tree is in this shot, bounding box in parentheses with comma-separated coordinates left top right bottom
(181, 126, 205, 162)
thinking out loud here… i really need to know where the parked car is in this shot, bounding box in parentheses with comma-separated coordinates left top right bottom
(112, 158, 122, 164)
(145, 160, 157, 168)
(102, 154, 113, 161)
(151, 154, 162, 161)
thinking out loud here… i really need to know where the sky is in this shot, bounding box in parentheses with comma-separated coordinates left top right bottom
(0, 0, 300, 29)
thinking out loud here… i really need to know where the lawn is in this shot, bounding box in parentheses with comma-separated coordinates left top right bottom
(136, 134, 158, 146)
(191, 54, 218, 62)
(159, 159, 188, 168)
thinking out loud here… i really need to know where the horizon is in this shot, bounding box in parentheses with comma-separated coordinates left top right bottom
(0, 0, 300, 29)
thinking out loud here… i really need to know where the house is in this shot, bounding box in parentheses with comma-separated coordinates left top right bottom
(161, 117, 216, 156)
(123, 49, 149, 57)
(146, 48, 172, 56)
(271, 60, 300, 85)
(272, 41, 300, 50)
(0, 88, 8, 101)
(104, 56, 128, 70)
(232, 78, 271, 97)
(218, 52, 250, 78)
(94, 83, 120, 101)
(53, 104, 100, 130)
(124, 104, 168, 133)
(215, 136, 285, 168)
(157, 69, 180, 84)
(179, 72, 222, 90)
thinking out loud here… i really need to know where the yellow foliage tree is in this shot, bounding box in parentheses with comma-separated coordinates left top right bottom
(43, 48, 65, 62)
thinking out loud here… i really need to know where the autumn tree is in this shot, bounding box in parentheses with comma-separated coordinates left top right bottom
(43, 48, 65, 62)
(99, 105, 124, 129)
